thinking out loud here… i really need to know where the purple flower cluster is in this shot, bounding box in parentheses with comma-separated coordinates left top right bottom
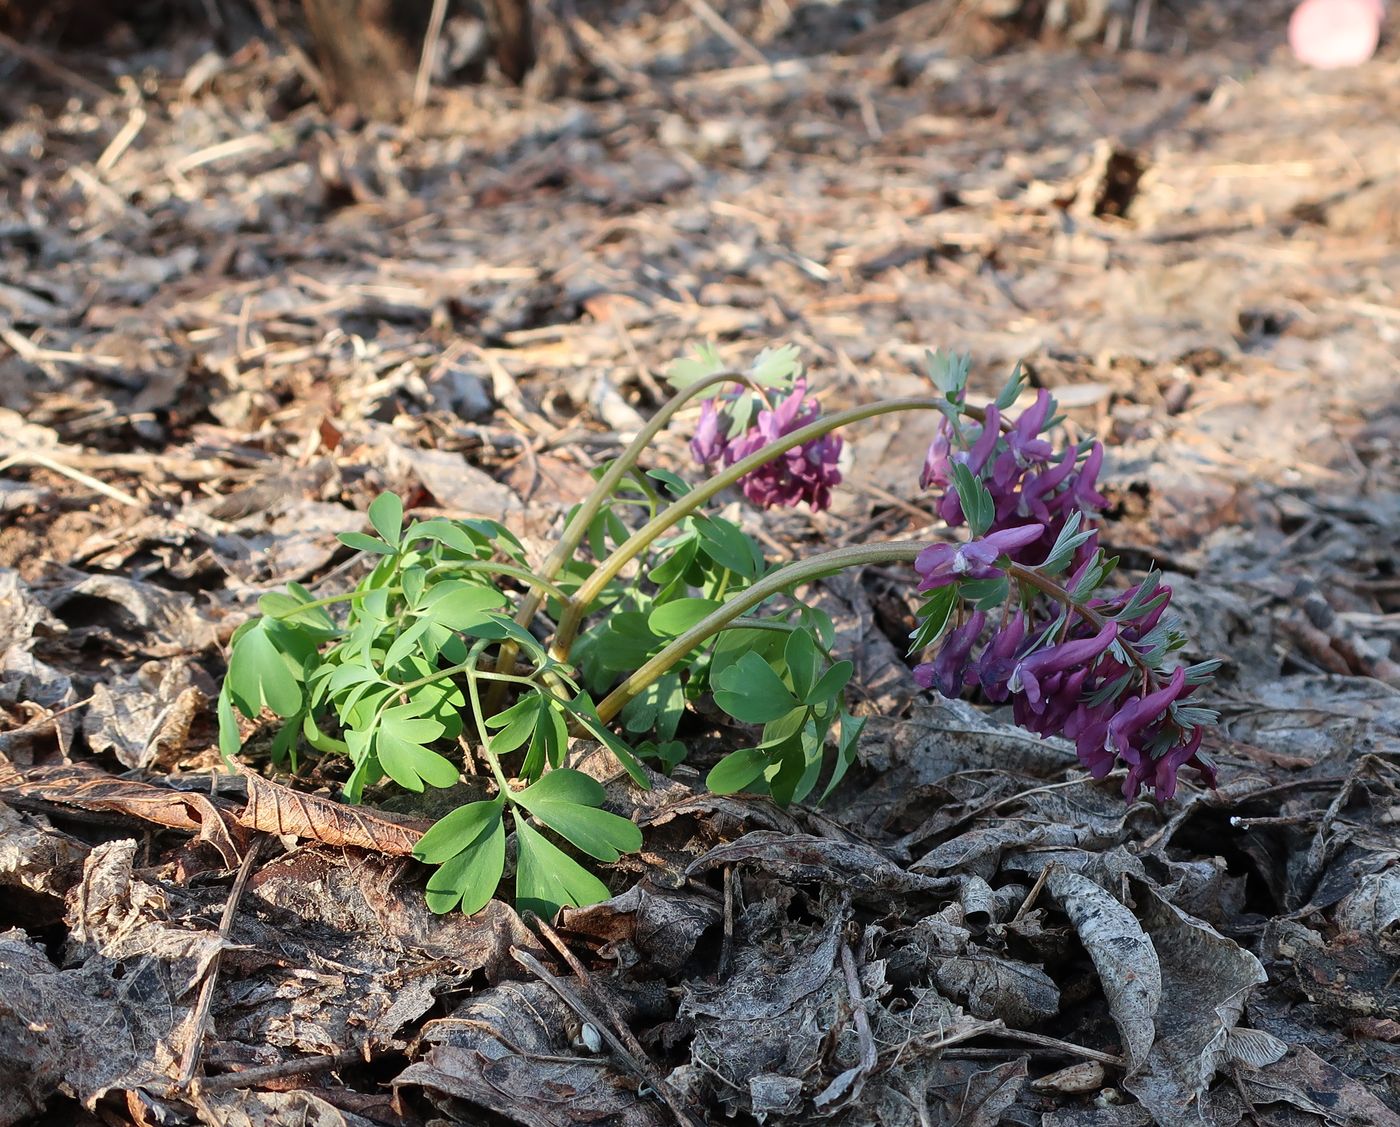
(692, 379, 843, 511)
(913, 390, 1216, 802)
(922, 390, 1107, 564)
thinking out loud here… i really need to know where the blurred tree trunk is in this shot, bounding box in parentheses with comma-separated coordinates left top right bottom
(300, 0, 412, 118)
(484, 0, 533, 83)
(299, 0, 535, 119)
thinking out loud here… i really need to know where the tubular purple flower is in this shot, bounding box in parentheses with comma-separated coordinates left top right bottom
(914, 611, 986, 697)
(1106, 667, 1188, 763)
(1065, 705, 1116, 777)
(1017, 447, 1078, 523)
(996, 390, 1055, 480)
(1069, 443, 1108, 513)
(961, 403, 1001, 476)
(1009, 621, 1117, 706)
(1145, 726, 1207, 802)
(915, 524, 1046, 590)
(975, 610, 1026, 701)
(691, 397, 727, 465)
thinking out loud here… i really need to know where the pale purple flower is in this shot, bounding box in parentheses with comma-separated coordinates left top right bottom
(914, 524, 1045, 590)
(691, 397, 727, 465)
(693, 380, 843, 511)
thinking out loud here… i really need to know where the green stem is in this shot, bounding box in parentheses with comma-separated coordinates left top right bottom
(595, 541, 925, 723)
(556, 397, 945, 659)
(462, 651, 513, 794)
(487, 369, 757, 711)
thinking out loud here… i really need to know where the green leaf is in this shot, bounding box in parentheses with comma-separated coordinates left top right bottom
(768, 734, 814, 806)
(695, 516, 761, 578)
(951, 463, 995, 537)
(421, 801, 507, 915)
(646, 467, 692, 498)
(820, 711, 865, 802)
(961, 576, 1009, 611)
(706, 747, 772, 794)
(415, 798, 506, 864)
(368, 492, 404, 547)
(562, 693, 650, 788)
(909, 585, 957, 654)
(712, 651, 800, 723)
(637, 739, 687, 772)
(403, 518, 483, 556)
(807, 660, 853, 706)
(227, 620, 304, 718)
(590, 612, 663, 672)
(486, 692, 543, 756)
(520, 698, 568, 781)
(514, 816, 611, 918)
(382, 616, 433, 671)
(784, 628, 819, 701)
(749, 343, 802, 388)
(421, 583, 508, 632)
(337, 531, 394, 555)
(375, 704, 455, 792)
(925, 349, 970, 397)
(648, 598, 721, 637)
(217, 686, 241, 759)
(665, 341, 725, 390)
(994, 361, 1028, 410)
(514, 769, 642, 861)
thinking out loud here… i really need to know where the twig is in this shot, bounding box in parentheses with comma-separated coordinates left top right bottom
(412, 0, 450, 122)
(96, 106, 148, 174)
(531, 918, 699, 1124)
(680, 0, 769, 66)
(0, 29, 111, 100)
(512, 941, 699, 1127)
(1010, 864, 1052, 926)
(198, 1050, 363, 1093)
(0, 450, 144, 509)
(990, 1026, 1125, 1069)
(717, 863, 735, 979)
(814, 939, 878, 1111)
(177, 840, 264, 1091)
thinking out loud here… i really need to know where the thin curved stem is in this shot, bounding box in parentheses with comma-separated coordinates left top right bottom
(595, 541, 925, 723)
(488, 369, 756, 710)
(554, 397, 945, 659)
(1006, 562, 1155, 679)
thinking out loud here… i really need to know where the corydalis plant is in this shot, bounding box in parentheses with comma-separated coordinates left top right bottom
(908, 354, 1218, 801)
(217, 343, 1219, 924)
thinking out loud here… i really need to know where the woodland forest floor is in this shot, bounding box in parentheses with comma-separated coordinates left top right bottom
(2, 1, 1400, 1124)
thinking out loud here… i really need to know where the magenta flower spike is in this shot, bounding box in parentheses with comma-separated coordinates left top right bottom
(692, 378, 844, 511)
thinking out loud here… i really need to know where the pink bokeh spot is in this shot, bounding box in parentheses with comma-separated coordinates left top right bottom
(1289, 0, 1384, 68)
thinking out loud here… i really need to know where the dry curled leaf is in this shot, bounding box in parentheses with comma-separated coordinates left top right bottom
(232, 763, 429, 855)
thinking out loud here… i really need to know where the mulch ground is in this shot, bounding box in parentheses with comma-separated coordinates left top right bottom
(2, 2, 1399, 1125)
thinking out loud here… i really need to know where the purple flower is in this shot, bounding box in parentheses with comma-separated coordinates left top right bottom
(691, 397, 727, 465)
(974, 610, 1026, 702)
(913, 611, 986, 696)
(693, 380, 843, 511)
(914, 524, 1045, 590)
(1106, 667, 1188, 764)
(919, 390, 1110, 566)
(1009, 621, 1118, 707)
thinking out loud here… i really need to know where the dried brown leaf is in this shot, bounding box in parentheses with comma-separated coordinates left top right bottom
(232, 763, 428, 855)
(0, 762, 243, 866)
